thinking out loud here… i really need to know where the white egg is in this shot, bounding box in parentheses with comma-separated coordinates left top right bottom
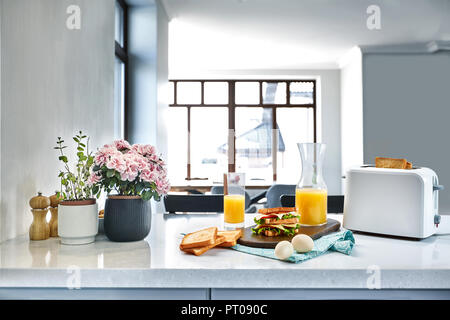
(292, 234, 314, 253)
(274, 240, 294, 260)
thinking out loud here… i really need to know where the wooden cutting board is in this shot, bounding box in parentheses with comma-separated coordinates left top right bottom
(237, 218, 341, 248)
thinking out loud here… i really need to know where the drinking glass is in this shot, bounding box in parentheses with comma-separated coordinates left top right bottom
(223, 172, 245, 229)
(296, 143, 328, 226)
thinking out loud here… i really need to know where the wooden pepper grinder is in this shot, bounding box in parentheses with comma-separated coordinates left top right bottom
(49, 192, 62, 237)
(29, 192, 50, 240)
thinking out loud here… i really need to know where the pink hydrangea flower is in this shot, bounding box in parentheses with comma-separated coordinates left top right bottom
(106, 154, 126, 173)
(144, 144, 156, 156)
(134, 155, 148, 171)
(92, 140, 169, 198)
(131, 144, 146, 155)
(87, 171, 101, 186)
(120, 167, 139, 182)
(94, 145, 115, 166)
(94, 153, 108, 167)
(114, 139, 131, 151)
(140, 169, 156, 183)
(148, 154, 159, 162)
(155, 178, 170, 195)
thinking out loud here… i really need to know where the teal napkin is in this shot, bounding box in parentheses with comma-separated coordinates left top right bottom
(230, 229, 355, 263)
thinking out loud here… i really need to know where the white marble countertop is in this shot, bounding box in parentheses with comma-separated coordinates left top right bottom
(1, 213, 450, 289)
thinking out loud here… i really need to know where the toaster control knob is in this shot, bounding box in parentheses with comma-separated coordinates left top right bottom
(433, 185, 444, 191)
(434, 214, 441, 227)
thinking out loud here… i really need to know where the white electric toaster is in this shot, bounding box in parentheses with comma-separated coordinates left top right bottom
(343, 165, 444, 239)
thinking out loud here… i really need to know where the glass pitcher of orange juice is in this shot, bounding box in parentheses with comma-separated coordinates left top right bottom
(296, 143, 327, 226)
(224, 172, 245, 229)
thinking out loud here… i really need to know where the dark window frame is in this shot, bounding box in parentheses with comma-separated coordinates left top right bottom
(169, 79, 317, 181)
(115, 0, 128, 139)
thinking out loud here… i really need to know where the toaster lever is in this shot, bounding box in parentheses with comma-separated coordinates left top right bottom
(433, 184, 444, 191)
(435, 214, 441, 227)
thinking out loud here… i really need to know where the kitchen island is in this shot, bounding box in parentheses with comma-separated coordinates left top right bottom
(1, 213, 450, 300)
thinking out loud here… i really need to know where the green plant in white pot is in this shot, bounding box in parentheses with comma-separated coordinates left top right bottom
(55, 131, 98, 245)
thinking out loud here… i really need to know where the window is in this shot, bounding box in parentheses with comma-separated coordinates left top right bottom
(168, 80, 317, 183)
(114, 0, 128, 139)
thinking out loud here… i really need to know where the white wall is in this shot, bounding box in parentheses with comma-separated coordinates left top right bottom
(0, 0, 115, 242)
(170, 69, 342, 195)
(362, 51, 450, 212)
(340, 48, 363, 191)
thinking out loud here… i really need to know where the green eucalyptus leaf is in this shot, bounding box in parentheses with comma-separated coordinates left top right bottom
(58, 156, 68, 163)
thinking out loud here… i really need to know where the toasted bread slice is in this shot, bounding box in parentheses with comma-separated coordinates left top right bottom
(182, 236, 226, 256)
(179, 227, 217, 250)
(217, 229, 242, 240)
(406, 161, 413, 169)
(375, 157, 407, 169)
(219, 240, 237, 247)
(258, 207, 295, 215)
(217, 229, 242, 247)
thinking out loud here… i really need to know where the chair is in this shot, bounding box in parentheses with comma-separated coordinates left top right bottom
(280, 194, 344, 213)
(265, 184, 296, 208)
(163, 194, 223, 213)
(210, 186, 264, 213)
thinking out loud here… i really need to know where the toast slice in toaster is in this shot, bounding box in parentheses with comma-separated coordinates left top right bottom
(375, 157, 408, 169)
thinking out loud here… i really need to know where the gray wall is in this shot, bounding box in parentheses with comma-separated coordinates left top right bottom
(362, 52, 450, 212)
(0, 0, 115, 242)
(127, 0, 169, 212)
(0, 0, 3, 242)
(127, 1, 168, 155)
(156, 0, 169, 161)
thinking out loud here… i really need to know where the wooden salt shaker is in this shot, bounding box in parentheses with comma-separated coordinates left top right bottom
(29, 192, 50, 240)
(48, 192, 61, 237)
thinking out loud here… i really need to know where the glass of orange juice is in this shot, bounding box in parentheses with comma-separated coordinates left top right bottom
(296, 143, 328, 226)
(224, 172, 245, 229)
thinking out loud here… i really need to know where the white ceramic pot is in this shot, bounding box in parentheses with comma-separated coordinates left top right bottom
(58, 200, 98, 245)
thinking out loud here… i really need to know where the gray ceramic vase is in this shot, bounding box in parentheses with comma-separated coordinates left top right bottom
(104, 196, 151, 242)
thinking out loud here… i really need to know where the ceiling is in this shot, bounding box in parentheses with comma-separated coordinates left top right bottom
(163, 0, 450, 73)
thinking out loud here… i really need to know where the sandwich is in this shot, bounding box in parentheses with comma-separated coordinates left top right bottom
(251, 207, 301, 237)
